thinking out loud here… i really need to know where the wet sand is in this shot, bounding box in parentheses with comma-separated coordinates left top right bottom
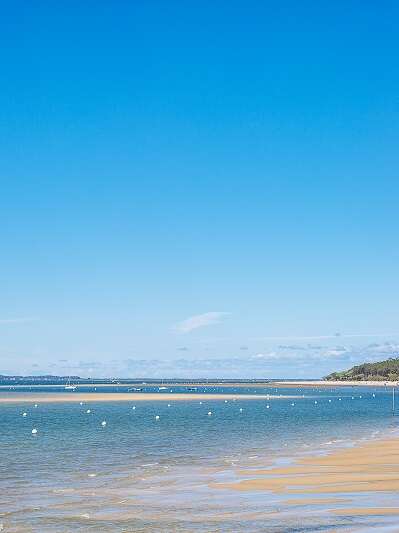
(213, 436, 399, 496)
(332, 507, 399, 516)
(0, 392, 297, 403)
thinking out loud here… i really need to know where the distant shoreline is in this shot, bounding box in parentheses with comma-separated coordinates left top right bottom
(274, 380, 399, 387)
(0, 380, 398, 390)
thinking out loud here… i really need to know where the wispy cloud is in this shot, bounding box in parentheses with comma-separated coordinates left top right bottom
(253, 333, 398, 341)
(173, 312, 231, 334)
(0, 317, 38, 325)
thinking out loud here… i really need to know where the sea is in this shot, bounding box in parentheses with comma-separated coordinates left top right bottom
(0, 383, 398, 532)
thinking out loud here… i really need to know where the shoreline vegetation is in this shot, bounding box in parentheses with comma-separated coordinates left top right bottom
(325, 358, 399, 382)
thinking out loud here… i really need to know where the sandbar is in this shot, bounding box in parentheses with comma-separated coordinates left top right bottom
(0, 392, 297, 404)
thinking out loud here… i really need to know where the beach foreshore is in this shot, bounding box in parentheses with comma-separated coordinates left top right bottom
(212, 435, 399, 499)
(0, 392, 298, 403)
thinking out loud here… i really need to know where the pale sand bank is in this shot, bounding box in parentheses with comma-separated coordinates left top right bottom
(284, 497, 349, 505)
(273, 380, 399, 388)
(332, 507, 399, 516)
(0, 392, 297, 404)
(212, 436, 399, 495)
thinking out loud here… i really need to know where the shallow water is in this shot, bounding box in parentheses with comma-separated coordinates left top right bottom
(0, 385, 398, 532)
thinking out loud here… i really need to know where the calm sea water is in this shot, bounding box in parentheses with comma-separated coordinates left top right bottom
(0, 385, 398, 532)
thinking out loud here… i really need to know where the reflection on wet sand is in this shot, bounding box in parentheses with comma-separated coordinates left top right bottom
(212, 436, 399, 519)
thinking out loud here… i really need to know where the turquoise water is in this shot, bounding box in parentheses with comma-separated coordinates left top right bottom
(0, 385, 398, 532)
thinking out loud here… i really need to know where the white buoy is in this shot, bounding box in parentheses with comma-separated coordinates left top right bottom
(224, 400, 228, 403)
(314, 401, 318, 404)
(266, 404, 270, 409)
(132, 406, 136, 410)
(22, 412, 27, 417)
(352, 396, 354, 400)
(86, 409, 91, 414)
(34, 404, 38, 408)
(328, 399, 332, 403)
(101, 421, 107, 427)
(239, 408, 243, 412)
(372, 393, 376, 398)
(31, 428, 37, 434)
(155, 415, 160, 420)
(339, 398, 342, 401)
(291, 403, 295, 406)
(207, 411, 212, 416)
(167, 404, 171, 407)
(199, 401, 202, 405)
(80, 402, 83, 406)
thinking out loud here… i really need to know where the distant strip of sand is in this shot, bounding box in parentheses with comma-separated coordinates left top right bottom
(1, 380, 397, 390)
(273, 380, 399, 388)
(212, 435, 399, 497)
(0, 392, 298, 404)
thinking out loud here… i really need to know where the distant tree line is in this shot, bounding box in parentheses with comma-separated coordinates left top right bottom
(325, 357, 399, 381)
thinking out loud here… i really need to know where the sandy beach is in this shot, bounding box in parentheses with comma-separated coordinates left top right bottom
(0, 392, 297, 403)
(213, 435, 399, 513)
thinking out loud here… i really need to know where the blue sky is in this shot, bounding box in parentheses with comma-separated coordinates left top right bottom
(1, 2, 399, 378)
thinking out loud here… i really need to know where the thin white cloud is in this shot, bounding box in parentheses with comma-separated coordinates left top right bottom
(173, 312, 231, 334)
(0, 317, 38, 325)
(253, 333, 398, 341)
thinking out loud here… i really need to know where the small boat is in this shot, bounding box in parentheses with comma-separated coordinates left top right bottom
(65, 378, 77, 391)
(158, 386, 168, 390)
(128, 387, 143, 392)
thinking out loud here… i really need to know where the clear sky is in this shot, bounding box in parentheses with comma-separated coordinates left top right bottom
(1, 2, 399, 378)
